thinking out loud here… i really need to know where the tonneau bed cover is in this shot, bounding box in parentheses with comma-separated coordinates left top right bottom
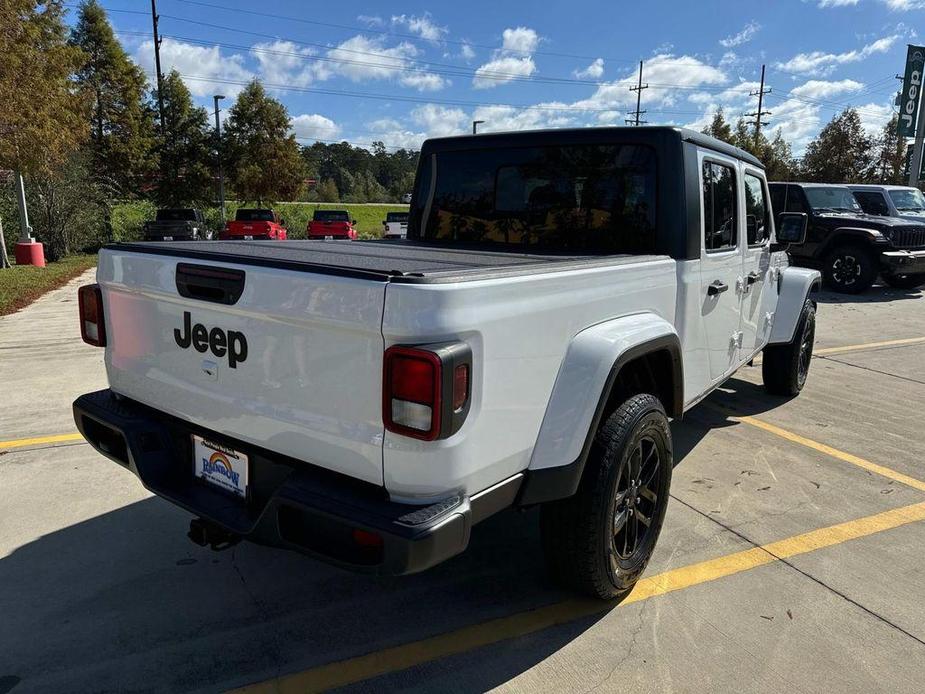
(108, 239, 660, 284)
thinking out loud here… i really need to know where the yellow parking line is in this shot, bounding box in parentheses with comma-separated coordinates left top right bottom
(232, 502, 925, 694)
(0, 432, 83, 450)
(733, 415, 925, 493)
(814, 336, 925, 356)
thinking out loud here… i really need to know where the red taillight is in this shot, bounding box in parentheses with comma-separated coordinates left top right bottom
(383, 343, 472, 441)
(384, 347, 442, 440)
(351, 528, 384, 547)
(78, 283, 106, 347)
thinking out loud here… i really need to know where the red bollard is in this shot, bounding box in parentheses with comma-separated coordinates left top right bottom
(14, 241, 46, 267)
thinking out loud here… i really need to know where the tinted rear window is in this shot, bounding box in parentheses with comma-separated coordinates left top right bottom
(313, 211, 349, 222)
(235, 209, 274, 222)
(156, 209, 196, 221)
(386, 212, 409, 222)
(415, 144, 657, 254)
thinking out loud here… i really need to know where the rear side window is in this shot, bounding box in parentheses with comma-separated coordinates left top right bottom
(235, 209, 274, 222)
(785, 186, 807, 214)
(744, 174, 770, 246)
(417, 144, 657, 254)
(769, 185, 786, 222)
(854, 191, 890, 216)
(702, 161, 737, 252)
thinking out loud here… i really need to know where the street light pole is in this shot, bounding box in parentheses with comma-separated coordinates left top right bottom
(472, 120, 485, 134)
(213, 95, 226, 225)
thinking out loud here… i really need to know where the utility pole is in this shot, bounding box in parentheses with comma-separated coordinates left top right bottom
(626, 61, 648, 126)
(213, 95, 226, 225)
(150, 0, 166, 134)
(472, 120, 484, 134)
(746, 64, 772, 146)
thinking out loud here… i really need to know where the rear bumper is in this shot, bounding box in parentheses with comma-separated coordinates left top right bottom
(73, 389, 521, 575)
(881, 250, 925, 274)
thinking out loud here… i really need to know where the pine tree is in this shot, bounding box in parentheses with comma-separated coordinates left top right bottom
(70, 0, 155, 195)
(701, 108, 734, 144)
(800, 108, 875, 183)
(152, 71, 214, 206)
(224, 80, 304, 204)
(0, 0, 87, 266)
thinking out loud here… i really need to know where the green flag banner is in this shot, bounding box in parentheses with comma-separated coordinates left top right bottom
(898, 45, 925, 137)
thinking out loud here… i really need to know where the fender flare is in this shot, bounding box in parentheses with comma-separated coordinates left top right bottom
(768, 265, 822, 345)
(816, 227, 885, 258)
(517, 313, 682, 506)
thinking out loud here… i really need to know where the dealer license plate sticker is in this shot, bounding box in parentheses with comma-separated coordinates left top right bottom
(192, 435, 248, 498)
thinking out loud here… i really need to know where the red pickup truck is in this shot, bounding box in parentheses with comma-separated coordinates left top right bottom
(307, 210, 357, 240)
(220, 209, 288, 240)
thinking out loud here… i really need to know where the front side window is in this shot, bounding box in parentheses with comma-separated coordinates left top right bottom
(803, 187, 861, 213)
(702, 161, 737, 252)
(853, 191, 890, 216)
(888, 188, 925, 212)
(744, 174, 769, 245)
(416, 144, 657, 254)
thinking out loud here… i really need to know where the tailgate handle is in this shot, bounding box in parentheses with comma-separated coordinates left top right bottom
(176, 263, 245, 305)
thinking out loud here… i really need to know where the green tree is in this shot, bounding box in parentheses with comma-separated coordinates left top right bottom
(70, 0, 155, 195)
(800, 108, 875, 183)
(0, 0, 87, 266)
(701, 108, 734, 144)
(151, 71, 214, 206)
(316, 178, 340, 203)
(873, 113, 907, 184)
(224, 80, 304, 203)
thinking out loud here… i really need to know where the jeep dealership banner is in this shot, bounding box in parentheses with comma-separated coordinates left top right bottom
(898, 45, 925, 137)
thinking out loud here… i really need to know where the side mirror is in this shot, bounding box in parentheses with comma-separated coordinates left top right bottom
(772, 212, 807, 251)
(280, 219, 286, 227)
(352, 219, 358, 226)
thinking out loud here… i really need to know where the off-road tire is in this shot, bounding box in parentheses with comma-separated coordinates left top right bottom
(881, 272, 925, 290)
(823, 245, 876, 294)
(540, 393, 672, 600)
(763, 298, 816, 396)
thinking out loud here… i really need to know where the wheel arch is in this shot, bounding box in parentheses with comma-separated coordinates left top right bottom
(817, 227, 884, 259)
(768, 266, 821, 345)
(517, 315, 682, 506)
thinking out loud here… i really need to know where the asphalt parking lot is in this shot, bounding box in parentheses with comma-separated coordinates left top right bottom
(1, 271, 924, 694)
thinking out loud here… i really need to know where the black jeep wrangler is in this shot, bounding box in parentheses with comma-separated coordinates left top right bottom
(769, 182, 925, 293)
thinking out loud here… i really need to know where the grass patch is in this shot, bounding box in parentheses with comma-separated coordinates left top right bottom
(0, 254, 97, 316)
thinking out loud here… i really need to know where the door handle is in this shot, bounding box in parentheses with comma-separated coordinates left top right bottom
(746, 271, 760, 286)
(707, 280, 729, 296)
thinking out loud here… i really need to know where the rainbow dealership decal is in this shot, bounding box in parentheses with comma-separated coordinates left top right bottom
(193, 436, 248, 497)
(898, 44, 925, 138)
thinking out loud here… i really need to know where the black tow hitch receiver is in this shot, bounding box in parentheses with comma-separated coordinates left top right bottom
(188, 518, 241, 551)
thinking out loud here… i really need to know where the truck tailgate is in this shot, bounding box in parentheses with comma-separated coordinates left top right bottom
(97, 249, 387, 485)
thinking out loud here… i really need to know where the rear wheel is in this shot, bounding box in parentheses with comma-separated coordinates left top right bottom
(763, 298, 816, 396)
(823, 245, 875, 293)
(540, 393, 672, 600)
(881, 272, 925, 290)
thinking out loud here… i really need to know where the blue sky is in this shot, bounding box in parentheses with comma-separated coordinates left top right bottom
(92, 0, 923, 153)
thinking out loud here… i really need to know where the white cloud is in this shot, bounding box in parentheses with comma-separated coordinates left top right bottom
(789, 78, 864, 99)
(572, 54, 728, 111)
(882, 0, 925, 9)
(252, 40, 316, 88)
(411, 104, 469, 136)
(391, 14, 447, 41)
(307, 35, 448, 91)
(473, 27, 540, 88)
(855, 101, 895, 135)
(501, 27, 540, 53)
(719, 21, 761, 48)
(574, 58, 604, 79)
(818, 0, 859, 7)
(460, 42, 476, 60)
(357, 15, 384, 26)
(291, 114, 341, 141)
(136, 38, 252, 97)
(775, 35, 899, 75)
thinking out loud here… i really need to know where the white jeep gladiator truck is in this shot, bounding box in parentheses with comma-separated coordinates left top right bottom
(74, 127, 820, 599)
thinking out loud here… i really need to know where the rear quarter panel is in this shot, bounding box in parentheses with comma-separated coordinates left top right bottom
(381, 257, 678, 501)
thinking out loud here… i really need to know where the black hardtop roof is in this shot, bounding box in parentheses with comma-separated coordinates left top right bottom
(314, 209, 349, 213)
(237, 208, 274, 212)
(420, 126, 763, 168)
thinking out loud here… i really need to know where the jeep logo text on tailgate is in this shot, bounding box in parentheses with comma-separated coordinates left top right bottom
(174, 311, 248, 368)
